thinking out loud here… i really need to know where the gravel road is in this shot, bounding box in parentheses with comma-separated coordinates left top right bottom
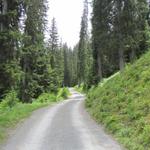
(1, 89, 123, 150)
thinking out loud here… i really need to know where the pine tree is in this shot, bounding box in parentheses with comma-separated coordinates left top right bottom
(20, 0, 48, 102)
(77, 0, 89, 85)
(49, 18, 59, 69)
(0, 0, 22, 98)
(92, 0, 113, 83)
(48, 18, 64, 91)
(63, 44, 70, 86)
(113, 0, 148, 70)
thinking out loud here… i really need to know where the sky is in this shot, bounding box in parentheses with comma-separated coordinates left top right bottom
(47, 0, 91, 48)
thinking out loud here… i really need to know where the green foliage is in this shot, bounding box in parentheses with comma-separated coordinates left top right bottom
(77, 0, 92, 85)
(86, 50, 150, 150)
(0, 90, 19, 110)
(36, 93, 56, 103)
(0, 61, 22, 98)
(74, 83, 87, 93)
(63, 44, 78, 87)
(56, 88, 70, 100)
(0, 1, 23, 97)
(33, 88, 70, 103)
(0, 0, 73, 103)
(4, 62, 22, 87)
(91, 0, 148, 82)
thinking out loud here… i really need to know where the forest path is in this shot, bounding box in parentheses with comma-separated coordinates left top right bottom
(1, 89, 123, 150)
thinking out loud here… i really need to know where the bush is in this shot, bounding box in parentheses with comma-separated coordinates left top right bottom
(75, 83, 85, 93)
(35, 88, 70, 103)
(36, 93, 57, 103)
(0, 90, 19, 109)
(56, 88, 70, 100)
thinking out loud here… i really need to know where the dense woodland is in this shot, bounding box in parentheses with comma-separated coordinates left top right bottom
(0, 0, 150, 103)
(0, 0, 74, 103)
(78, 0, 149, 87)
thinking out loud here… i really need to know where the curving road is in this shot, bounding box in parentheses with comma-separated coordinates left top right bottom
(1, 89, 123, 150)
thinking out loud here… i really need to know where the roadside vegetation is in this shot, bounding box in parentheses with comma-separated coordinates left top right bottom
(74, 84, 86, 93)
(86, 51, 150, 150)
(0, 88, 70, 143)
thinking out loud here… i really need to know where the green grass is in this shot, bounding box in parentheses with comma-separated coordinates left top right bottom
(74, 83, 88, 93)
(86, 51, 150, 150)
(0, 103, 47, 142)
(0, 87, 70, 143)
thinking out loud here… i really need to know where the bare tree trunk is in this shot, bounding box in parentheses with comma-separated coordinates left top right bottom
(21, 57, 27, 101)
(119, 47, 125, 72)
(117, 0, 125, 72)
(21, 56, 30, 102)
(0, 0, 7, 31)
(130, 49, 136, 63)
(3, 0, 7, 13)
(97, 51, 103, 80)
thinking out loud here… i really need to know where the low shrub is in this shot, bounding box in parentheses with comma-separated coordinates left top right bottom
(36, 93, 57, 103)
(74, 83, 86, 93)
(56, 88, 70, 100)
(0, 90, 19, 110)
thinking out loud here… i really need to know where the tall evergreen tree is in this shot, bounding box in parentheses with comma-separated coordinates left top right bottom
(92, 0, 112, 83)
(49, 18, 59, 69)
(0, 0, 22, 98)
(20, 0, 48, 102)
(63, 44, 70, 86)
(48, 18, 64, 91)
(77, 0, 89, 85)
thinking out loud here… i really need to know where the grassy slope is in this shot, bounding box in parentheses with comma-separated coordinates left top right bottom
(86, 51, 150, 150)
(0, 88, 70, 143)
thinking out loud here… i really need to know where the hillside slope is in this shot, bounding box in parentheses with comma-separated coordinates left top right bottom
(86, 51, 150, 150)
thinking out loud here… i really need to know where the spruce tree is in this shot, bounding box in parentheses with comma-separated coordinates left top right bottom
(77, 0, 89, 85)
(0, 0, 22, 98)
(63, 44, 70, 86)
(20, 0, 48, 102)
(48, 18, 64, 91)
(92, 0, 113, 83)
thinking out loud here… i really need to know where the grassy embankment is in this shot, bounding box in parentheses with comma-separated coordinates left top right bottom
(0, 88, 70, 143)
(86, 51, 150, 150)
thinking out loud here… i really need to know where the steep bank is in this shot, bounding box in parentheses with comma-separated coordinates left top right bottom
(86, 51, 150, 150)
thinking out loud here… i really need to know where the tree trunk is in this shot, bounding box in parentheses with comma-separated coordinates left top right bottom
(130, 49, 136, 63)
(3, 0, 7, 13)
(21, 57, 27, 101)
(116, 0, 125, 72)
(0, 0, 7, 31)
(119, 48, 125, 72)
(21, 56, 31, 102)
(97, 51, 103, 80)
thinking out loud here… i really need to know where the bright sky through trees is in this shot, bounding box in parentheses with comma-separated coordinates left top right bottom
(47, 0, 91, 47)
